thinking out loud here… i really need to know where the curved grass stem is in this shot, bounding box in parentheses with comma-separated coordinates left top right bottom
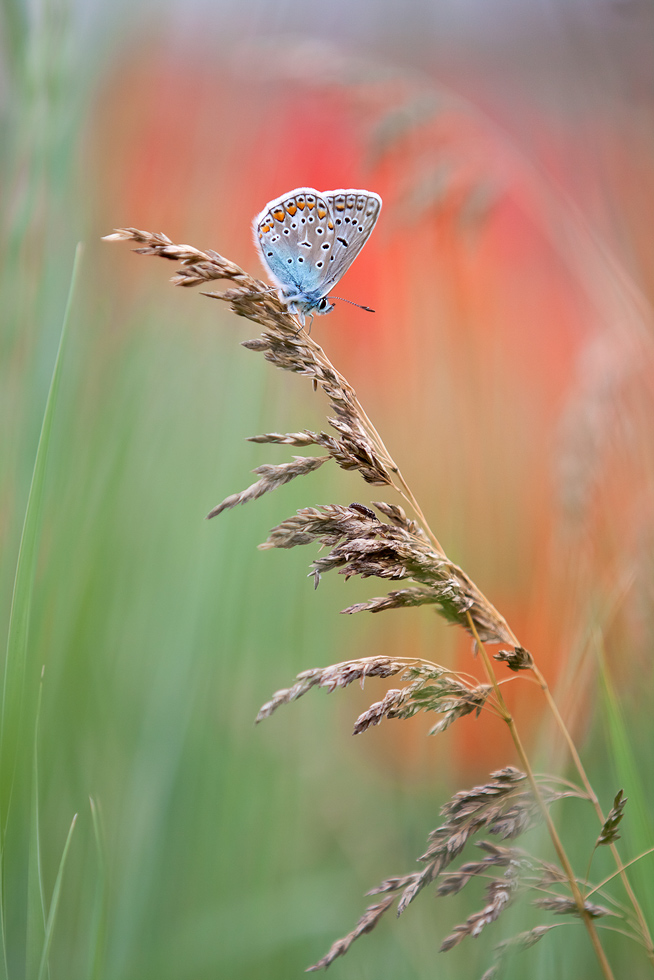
(308, 308, 652, 965)
(465, 612, 616, 980)
(528, 663, 654, 959)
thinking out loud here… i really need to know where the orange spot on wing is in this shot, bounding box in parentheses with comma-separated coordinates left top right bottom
(286, 203, 297, 216)
(297, 198, 306, 210)
(327, 220, 334, 229)
(273, 209, 284, 221)
(317, 207, 327, 218)
(335, 202, 345, 211)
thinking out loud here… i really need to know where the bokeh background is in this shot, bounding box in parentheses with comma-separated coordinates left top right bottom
(2, 0, 654, 977)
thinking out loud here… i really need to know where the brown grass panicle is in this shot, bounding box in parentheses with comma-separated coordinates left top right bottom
(304, 767, 613, 972)
(106, 227, 653, 980)
(254, 654, 493, 733)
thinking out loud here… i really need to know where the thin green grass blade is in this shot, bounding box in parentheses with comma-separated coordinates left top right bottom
(1, 243, 83, 806)
(36, 814, 78, 980)
(88, 798, 107, 980)
(27, 667, 47, 979)
(0, 244, 83, 977)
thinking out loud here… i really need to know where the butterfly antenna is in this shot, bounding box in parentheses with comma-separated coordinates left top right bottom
(330, 296, 375, 313)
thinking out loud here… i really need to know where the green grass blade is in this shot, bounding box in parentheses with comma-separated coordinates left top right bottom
(36, 814, 78, 980)
(88, 798, 107, 980)
(0, 243, 83, 975)
(0, 242, 83, 799)
(27, 667, 47, 979)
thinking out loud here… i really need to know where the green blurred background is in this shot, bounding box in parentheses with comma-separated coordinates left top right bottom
(2, 0, 654, 977)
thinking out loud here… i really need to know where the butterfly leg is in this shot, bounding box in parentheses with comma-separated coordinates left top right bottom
(285, 301, 307, 336)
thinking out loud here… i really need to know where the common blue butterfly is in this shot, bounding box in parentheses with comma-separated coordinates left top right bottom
(253, 187, 382, 325)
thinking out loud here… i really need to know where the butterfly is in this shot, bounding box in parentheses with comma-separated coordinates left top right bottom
(253, 187, 382, 326)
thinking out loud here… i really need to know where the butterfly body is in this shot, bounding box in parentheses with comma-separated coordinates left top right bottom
(253, 187, 381, 324)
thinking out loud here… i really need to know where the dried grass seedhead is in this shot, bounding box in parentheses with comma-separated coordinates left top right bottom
(261, 502, 513, 643)
(387, 766, 563, 922)
(103, 228, 258, 290)
(532, 896, 612, 919)
(493, 646, 534, 671)
(303, 764, 595, 971)
(352, 673, 491, 736)
(255, 655, 408, 723)
(106, 228, 640, 980)
(597, 790, 627, 847)
(255, 654, 494, 738)
(495, 924, 558, 952)
(439, 867, 520, 951)
(435, 841, 528, 897)
(305, 897, 395, 973)
(105, 227, 518, 654)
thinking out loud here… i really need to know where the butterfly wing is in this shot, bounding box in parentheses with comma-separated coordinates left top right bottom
(318, 189, 382, 294)
(253, 187, 334, 302)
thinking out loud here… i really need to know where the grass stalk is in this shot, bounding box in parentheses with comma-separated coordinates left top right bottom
(466, 612, 616, 980)
(36, 814, 77, 980)
(27, 668, 47, 979)
(88, 798, 107, 980)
